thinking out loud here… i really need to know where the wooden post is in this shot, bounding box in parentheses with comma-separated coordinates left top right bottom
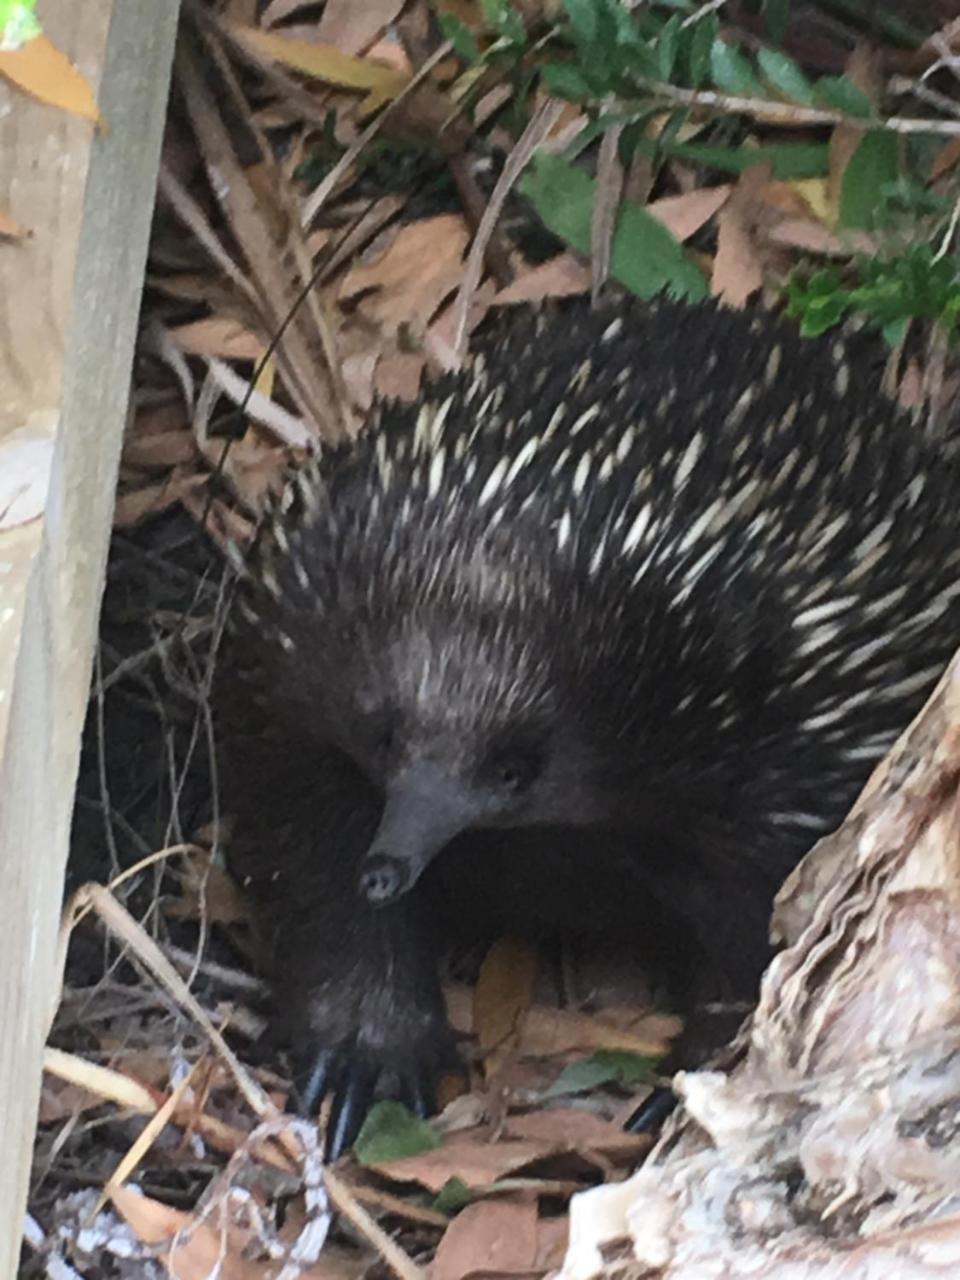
(0, 2, 180, 1270)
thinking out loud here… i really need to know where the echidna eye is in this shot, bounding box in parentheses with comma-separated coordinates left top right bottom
(489, 749, 541, 793)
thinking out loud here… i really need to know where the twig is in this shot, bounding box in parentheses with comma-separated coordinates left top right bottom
(633, 77, 960, 135)
(451, 97, 567, 359)
(301, 40, 454, 228)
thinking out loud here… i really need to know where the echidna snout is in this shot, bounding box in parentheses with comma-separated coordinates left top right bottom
(358, 759, 486, 905)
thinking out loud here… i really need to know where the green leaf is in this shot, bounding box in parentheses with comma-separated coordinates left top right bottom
(541, 61, 597, 100)
(544, 1050, 657, 1099)
(433, 1176, 474, 1215)
(438, 14, 480, 64)
(562, 0, 599, 45)
(838, 129, 899, 229)
(757, 47, 817, 105)
(685, 11, 717, 88)
(353, 1101, 441, 1165)
(630, 136, 828, 179)
(815, 74, 873, 118)
(881, 315, 910, 347)
(709, 38, 764, 96)
(657, 14, 681, 81)
(520, 152, 708, 302)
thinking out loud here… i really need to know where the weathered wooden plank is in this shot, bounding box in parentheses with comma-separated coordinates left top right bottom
(0, 2, 180, 1270)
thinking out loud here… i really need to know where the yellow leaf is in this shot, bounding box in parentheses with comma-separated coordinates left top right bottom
(228, 24, 410, 114)
(0, 32, 101, 126)
(790, 177, 833, 226)
(473, 937, 538, 1076)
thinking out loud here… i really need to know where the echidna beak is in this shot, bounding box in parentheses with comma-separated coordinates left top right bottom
(358, 761, 476, 906)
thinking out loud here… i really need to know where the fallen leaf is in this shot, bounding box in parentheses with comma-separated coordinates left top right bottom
(113, 471, 207, 528)
(766, 217, 874, 256)
(340, 214, 470, 335)
(493, 254, 592, 305)
(931, 136, 960, 182)
(505, 1109, 650, 1162)
(445, 983, 681, 1059)
(372, 1129, 554, 1192)
(646, 185, 731, 242)
(122, 430, 196, 470)
(375, 350, 426, 402)
(432, 1196, 539, 1280)
(166, 854, 251, 927)
(475, 938, 539, 1069)
(111, 1185, 348, 1279)
(0, 32, 101, 125)
(227, 23, 409, 113)
(170, 316, 266, 362)
(711, 165, 769, 307)
(316, 0, 406, 55)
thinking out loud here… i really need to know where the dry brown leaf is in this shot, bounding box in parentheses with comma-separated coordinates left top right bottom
(431, 1196, 539, 1280)
(113, 471, 207, 528)
(0, 33, 102, 125)
(931, 135, 960, 181)
(372, 1130, 555, 1192)
(316, 0, 406, 55)
(760, 179, 818, 217)
(111, 1185, 351, 1279)
(426, 279, 499, 374)
(339, 214, 470, 335)
(122, 431, 196, 470)
(446, 983, 681, 1059)
(505, 1110, 650, 1163)
(170, 316, 266, 362)
(534, 1217, 570, 1271)
(375, 1110, 648, 1195)
(227, 23, 409, 113)
(494, 255, 592, 305)
(166, 855, 251, 927)
(711, 165, 768, 307)
(766, 217, 874, 257)
(475, 938, 539, 1062)
(375, 350, 426, 402)
(647, 185, 731, 242)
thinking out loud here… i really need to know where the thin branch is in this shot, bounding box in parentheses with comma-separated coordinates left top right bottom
(632, 77, 960, 136)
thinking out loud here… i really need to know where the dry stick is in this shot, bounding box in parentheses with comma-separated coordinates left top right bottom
(591, 115, 625, 306)
(324, 1167, 428, 1280)
(158, 167, 261, 308)
(633, 77, 960, 135)
(450, 97, 568, 361)
(301, 40, 454, 228)
(55, 872, 427, 1279)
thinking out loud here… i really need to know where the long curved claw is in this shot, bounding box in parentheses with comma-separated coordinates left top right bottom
(292, 1048, 336, 1117)
(624, 1084, 677, 1134)
(324, 1059, 379, 1161)
(404, 1061, 437, 1119)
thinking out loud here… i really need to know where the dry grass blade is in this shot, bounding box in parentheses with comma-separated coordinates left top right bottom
(175, 35, 348, 442)
(301, 40, 454, 228)
(59, 881, 275, 1121)
(590, 118, 625, 306)
(450, 96, 567, 358)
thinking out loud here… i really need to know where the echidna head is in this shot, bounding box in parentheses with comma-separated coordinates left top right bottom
(311, 602, 612, 907)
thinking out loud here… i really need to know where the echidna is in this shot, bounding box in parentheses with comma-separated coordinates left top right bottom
(216, 296, 960, 1158)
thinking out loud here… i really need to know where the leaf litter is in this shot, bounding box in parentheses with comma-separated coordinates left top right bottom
(36, 2, 960, 1278)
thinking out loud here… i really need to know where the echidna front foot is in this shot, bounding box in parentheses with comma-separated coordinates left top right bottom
(291, 1030, 448, 1160)
(279, 946, 456, 1160)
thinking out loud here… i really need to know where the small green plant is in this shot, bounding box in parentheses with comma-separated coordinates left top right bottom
(787, 243, 960, 345)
